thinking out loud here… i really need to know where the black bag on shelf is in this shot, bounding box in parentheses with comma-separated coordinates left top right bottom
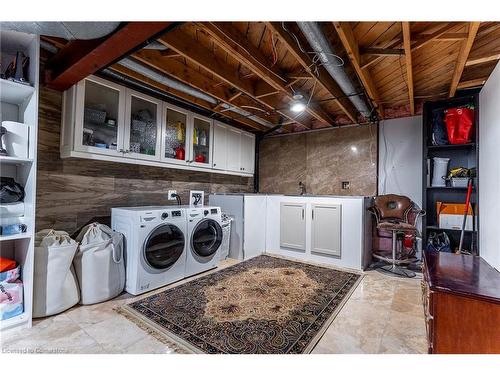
(431, 109, 449, 145)
(0, 177, 25, 203)
(427, 231, 451, 252)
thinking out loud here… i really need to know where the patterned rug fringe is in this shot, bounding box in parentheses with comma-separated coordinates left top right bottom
(115, 306, 191, 354)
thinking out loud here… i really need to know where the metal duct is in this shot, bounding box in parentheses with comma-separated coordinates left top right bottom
(117, 58, 274, 128)
(0, 22, 121, 40)
(296, 22, 372, 118)
(118, 58, 217, 104)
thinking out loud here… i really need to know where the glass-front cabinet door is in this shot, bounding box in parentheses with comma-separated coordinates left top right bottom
(190, 115, 212, 168)
(74, 76, 125, 156)
(161, 104, 189, 165)
(124, 90, 162, 161)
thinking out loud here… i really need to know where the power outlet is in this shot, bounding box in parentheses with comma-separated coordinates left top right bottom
(167, 190, 177, 200)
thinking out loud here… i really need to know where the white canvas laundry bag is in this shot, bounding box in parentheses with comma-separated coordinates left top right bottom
(33, 230, 80, 318)
(74, 223, 125, 305)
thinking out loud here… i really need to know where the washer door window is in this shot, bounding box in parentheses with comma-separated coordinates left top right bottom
(191, 219, 223, 258)
(144, 224, 185, 270)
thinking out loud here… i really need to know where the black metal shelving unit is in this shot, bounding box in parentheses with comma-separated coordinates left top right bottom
(422, 94, 479, 254)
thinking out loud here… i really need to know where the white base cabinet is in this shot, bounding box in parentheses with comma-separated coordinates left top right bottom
(280, 202, 306, 251)
(61, 76, 255, 177)
(311, 204, 341, 257)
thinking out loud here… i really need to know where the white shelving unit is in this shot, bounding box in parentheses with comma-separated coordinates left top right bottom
(0, 30, 39, 331)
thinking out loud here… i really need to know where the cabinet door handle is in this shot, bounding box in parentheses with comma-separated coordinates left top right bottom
(312, 209, 314, 220)
(213, 163, 217, 166)
(302, 209, 304, 220)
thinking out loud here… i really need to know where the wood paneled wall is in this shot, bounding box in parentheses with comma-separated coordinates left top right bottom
(259, 125, 377, 196)
(36, 85, 253, 234)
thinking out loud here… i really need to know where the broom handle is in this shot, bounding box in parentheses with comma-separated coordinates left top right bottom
(458, 178, 473, 253)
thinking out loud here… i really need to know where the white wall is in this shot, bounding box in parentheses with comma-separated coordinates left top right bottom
(378, 116, 423, 207)
(479, 62, 500, 271)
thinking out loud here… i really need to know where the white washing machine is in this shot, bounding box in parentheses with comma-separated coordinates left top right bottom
(111, 206, 187, 295)
(184, 206, 223, 277)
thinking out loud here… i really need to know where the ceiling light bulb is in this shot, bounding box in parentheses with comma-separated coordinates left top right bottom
(290, 93, 306, 113)
(291, 102, 306, 113)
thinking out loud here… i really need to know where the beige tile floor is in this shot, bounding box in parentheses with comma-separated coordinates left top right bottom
(0, 259, 427, 354)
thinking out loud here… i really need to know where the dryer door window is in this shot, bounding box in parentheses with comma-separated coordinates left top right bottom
(144, 224, 185, 270)
(191, 219, 223, 257)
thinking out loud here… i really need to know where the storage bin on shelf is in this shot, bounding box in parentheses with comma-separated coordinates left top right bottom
(0, 259, 23, 321)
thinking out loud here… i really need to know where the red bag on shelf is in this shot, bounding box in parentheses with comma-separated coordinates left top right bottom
(0, 257, 17, 273)
(444, 107, 474, 144)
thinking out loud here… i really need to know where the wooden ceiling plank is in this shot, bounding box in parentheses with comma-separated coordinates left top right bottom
(157, 26, 310, 129)
(411, 23, 460, 52)
(402, 22, 415, 115)
(267, 22, 359, 124)
(457, 78, 486, 90)
(361, 47, 404, 56)
(199, 22, 335, 126)
(449, 22, 481, 97)
(333, 22, 383, 117)
(466, 51, 500, 66)
(47, 22, 174, 91)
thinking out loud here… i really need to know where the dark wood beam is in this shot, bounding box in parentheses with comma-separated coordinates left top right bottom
(449, 22, 481, 97)
(267, 22, 359, 124)
(47, 22, 174, 91)
(157, 26, 311, 130)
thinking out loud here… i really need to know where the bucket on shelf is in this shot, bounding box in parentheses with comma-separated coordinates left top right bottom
(431, 157, 450, 187)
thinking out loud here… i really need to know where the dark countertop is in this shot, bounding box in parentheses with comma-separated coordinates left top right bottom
(424, 250, 500, 304)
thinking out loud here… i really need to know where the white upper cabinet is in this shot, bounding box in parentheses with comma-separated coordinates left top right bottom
(311, 204, 342, 257)
(124, 89, 162, 161)
(212, 121, 227, 170)
(190, 115, 212, 168)
(240, 132, 255, 174)
(161, 103, 190, 166)
(62, 75, 254, 176)
(226, 126, 242, 172)
(74, 76, 125, 156)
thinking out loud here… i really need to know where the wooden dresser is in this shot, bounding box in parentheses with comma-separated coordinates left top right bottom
(422, 250, 500, 354)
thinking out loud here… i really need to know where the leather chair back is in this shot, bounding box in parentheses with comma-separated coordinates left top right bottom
(373, 194, 412, 222)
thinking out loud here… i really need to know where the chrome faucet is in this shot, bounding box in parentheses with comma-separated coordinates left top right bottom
(299, 181, 306, 195)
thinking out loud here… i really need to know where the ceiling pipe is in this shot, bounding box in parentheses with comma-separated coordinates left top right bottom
(0, 22, 121, 40)
(117, 58, 274, 128)
(296, 22, 372, 118)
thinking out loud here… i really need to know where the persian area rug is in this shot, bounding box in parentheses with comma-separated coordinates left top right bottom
(118, 255, 362, 354)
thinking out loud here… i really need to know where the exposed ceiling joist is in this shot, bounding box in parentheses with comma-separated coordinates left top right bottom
(411, 23, 460, 52)
(402, 22, 415, 115)
(199, 22, 336, 127)
(47, 22, 174, 91)
(360, 24, 462, 70)
(267, 22, 359, 124)
(131, 50, 274, 132)
(333, 22, 382, 117)
(466, 51, 500, 66)
(449, 22, 481, 97)
(457, 78, 486, 90)
(157, 27, 312, 130)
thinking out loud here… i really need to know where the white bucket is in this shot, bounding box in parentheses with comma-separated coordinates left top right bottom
(432, 157, 450, 187)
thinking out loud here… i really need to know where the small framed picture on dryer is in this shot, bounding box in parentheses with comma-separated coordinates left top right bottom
(189, 190, 204, 207)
